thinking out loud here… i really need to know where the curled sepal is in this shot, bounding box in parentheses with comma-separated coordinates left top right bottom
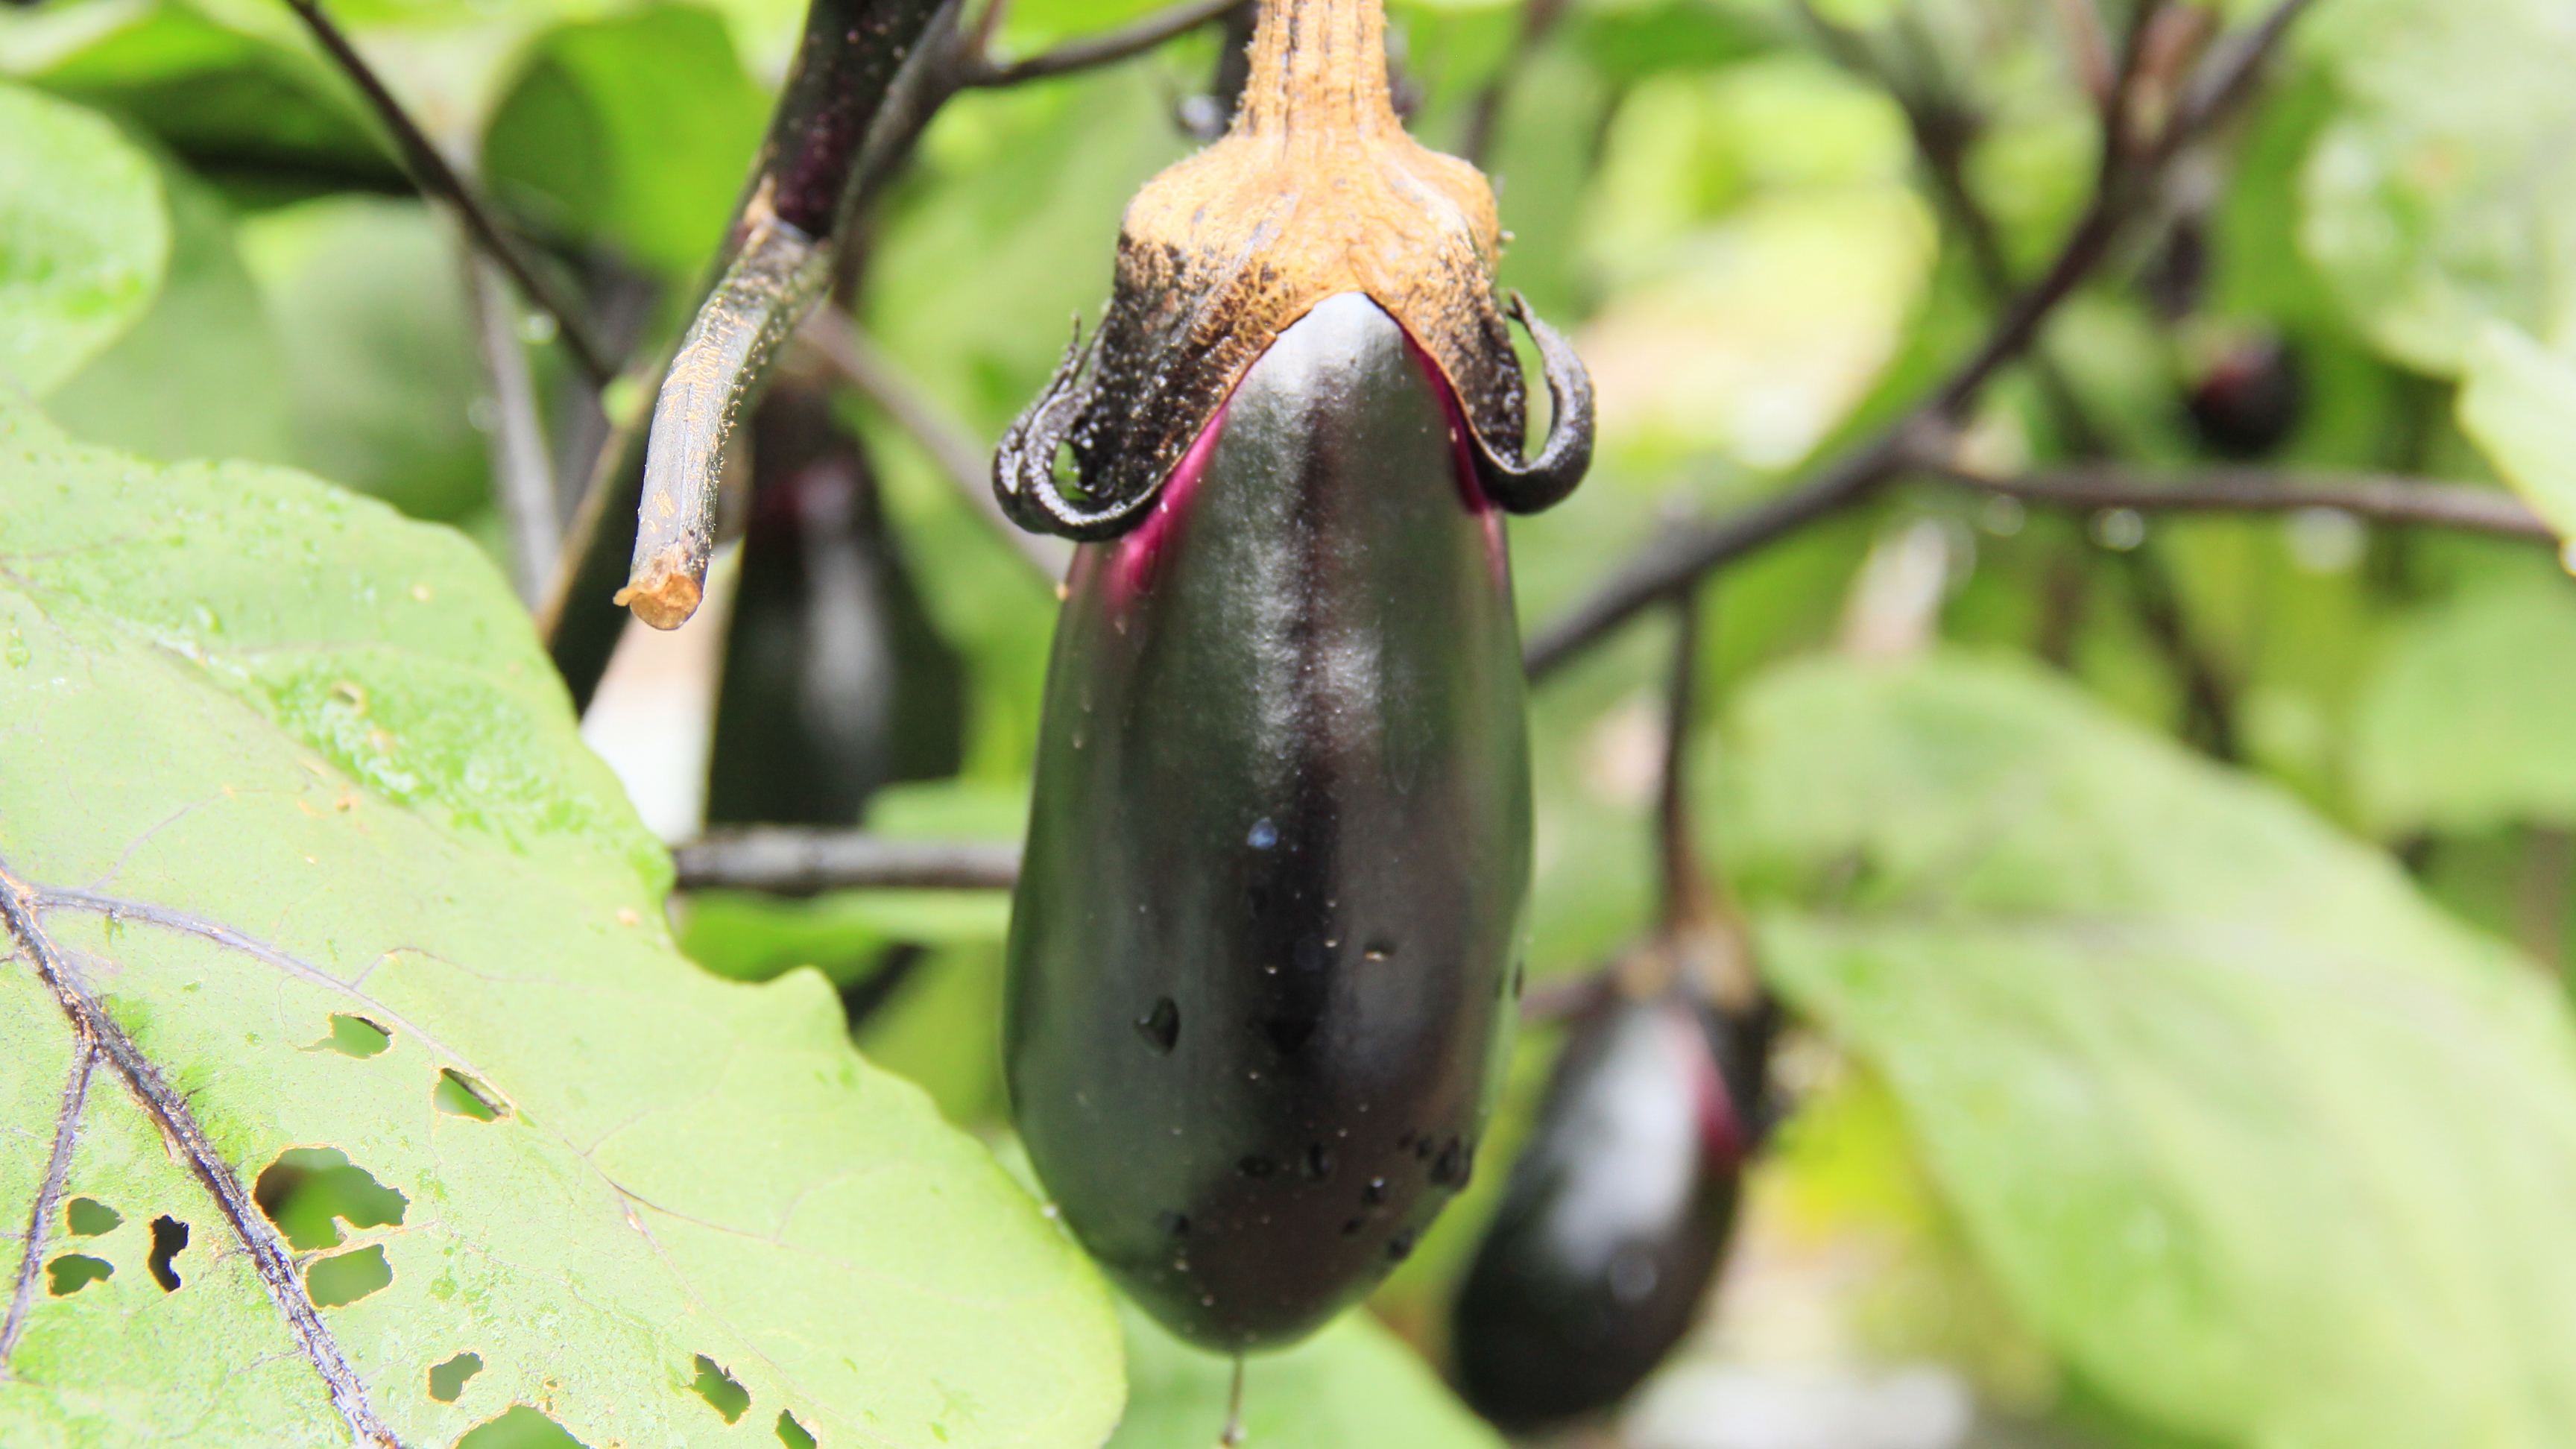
(989, 323, 1161, 541)
(1467, 293, 1594, 514)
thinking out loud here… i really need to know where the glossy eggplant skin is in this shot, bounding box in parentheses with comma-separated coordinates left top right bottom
(706, 382, 962, 827)
(1008, 293, 1531, 1351)
(1450, 989, 1773, 1430)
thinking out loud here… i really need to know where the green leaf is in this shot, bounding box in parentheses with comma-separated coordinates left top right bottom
(2299, 0, 2576, 373)
(2352, 574, 2576, 835)
(1724, 652, 2576, 1448)
(0, 395, 1121, 1446)
(45, 141, 297, 466)
(1572, 0, 1774, 86)
(1575, 58, 1933, 472)
(236, 195, 490, 523)
(2457, 320, 2576, 545)
(0, 81, 168, 394)
(481, 5, 771, 283)
(1108, 1299, 1502, 1449)
(13, 1, 397, 195)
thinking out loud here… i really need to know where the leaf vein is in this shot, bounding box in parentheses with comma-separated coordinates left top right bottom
(0, 1040, 94, 1371)
(0, 854, 406, 1446)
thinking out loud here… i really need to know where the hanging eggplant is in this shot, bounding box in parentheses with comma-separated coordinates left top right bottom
(994, 0, 1592, 1352)
(2185, 332, 2304, 460)
(704, 377, 962, 828)
(1450, 974, 1776, 1429)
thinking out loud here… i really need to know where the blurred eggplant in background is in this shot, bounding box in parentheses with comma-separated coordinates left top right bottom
(2186, 332, 2305, 460)
(704, 376, 963, 828)
(1450, 973, 1777, 1430)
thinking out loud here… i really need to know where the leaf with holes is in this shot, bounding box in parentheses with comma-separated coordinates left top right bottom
(1722, 653, 2576, 1448)
(0, 393, 1121, 1448)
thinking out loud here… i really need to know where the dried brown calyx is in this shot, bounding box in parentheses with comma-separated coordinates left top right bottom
(993, 0, 1593, 538)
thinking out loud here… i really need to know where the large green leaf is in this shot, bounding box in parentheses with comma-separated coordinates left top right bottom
(10, 0, 400, 192)
(2457, 320, 2576, 545)
(236, 195, 490, 524)
(2351, 573, 2576, 836)
(0, 395, 1120, 1448)
(480, 5, 770, 283)
(0, 81, 168, 395)
(1108, 1301, 1501, 1449)
(2299, 0, 2576, 373)
(1724, 652, 2576, 1449)
(45, 142, 297, 467)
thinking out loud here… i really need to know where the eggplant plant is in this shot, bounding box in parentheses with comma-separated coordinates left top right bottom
(992, 0, 1592, 1351)
(17, 0, 2542, 1440)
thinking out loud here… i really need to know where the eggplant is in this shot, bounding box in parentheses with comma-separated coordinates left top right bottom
(1008, 293, 1530, 1349)
(1450, 986, 1775, 1430)
(704, 379, 962, 827)
(2186, 332, 2304, 459)
(994, 0, 1592, 1352)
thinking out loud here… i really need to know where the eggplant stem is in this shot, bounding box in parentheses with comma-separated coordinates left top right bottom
(1219, 1356, 1247, 1446)
(619, 208, 832, 628)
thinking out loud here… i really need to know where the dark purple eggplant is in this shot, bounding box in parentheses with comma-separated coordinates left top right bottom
(1450, 985, 1775, 1430)
(1008, 293, 1531, 1350)
(2186, 332, 2304, 459)
(704, 379, 962, 827)
(993, 0, 1591, 1354)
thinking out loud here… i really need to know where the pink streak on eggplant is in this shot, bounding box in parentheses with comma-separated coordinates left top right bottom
(1409, 329, 1512, 587)
(1008, 291, 1532, 1351)
(1107, 395, 1233, 604)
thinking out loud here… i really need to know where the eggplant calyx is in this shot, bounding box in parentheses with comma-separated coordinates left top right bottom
(1465, 292, 1594, 514)
(992, 0, 1585, 541)
(990, 323, 1161, 540)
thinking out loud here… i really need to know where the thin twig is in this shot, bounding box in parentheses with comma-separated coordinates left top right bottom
(1524, 0, 2313, 681)
(1798, 0, 2104, 449)
(466, 253, 564, 607)
(672, 830, 1020, 894)
(1845, 3, 2215, 746)
(959, 0, 1246, 87)
(1936, 462, 2557, 540)
(2115, 543, 2239, 758)
(278, 0, 614, 385)
(2050, 0, 2115, 105)
(840, 943, 930, 1029)
(540, 406, 651, 713)
(1655, 589, 1703, 932)
(1524, 429, 1931, 680)
(799, 309, 1072, 579)
(1219, 1354, 1248, 1446)
(1798, 2, 2012, 303)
